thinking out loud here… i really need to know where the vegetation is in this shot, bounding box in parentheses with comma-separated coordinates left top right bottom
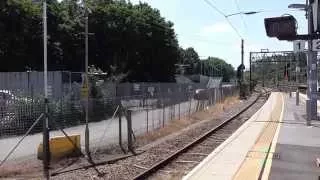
(199, 57, 235, 82)
(0, 0, 235, 82)
(250, 53, 307, 85)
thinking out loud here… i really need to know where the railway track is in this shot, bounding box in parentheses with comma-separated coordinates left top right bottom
(52, 89, 270, 180)
(133, 90, 269, 180)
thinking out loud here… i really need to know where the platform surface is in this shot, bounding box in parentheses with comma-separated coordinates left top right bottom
(263, 94, 320, 180)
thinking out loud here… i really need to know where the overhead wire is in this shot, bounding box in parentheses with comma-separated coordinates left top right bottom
(233, 0, 248, 33)
(203, 0, 243, 39)
(62, 0, 245, 46)
(177, 35, 235, 45)
(114, 7, 241, 46)
(224, 17, 243, 39)
(203, 0, 226, 17)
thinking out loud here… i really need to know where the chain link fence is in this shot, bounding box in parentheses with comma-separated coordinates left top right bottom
(0, 71, 238, 174)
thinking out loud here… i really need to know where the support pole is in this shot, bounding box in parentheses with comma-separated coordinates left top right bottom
(241, 39, 244, 71)
(262, 65, 265, 87)
(84, 0, 90, 157)
(307, 0, 318, 121)
(249, 52, 252, 93)
(240, 39, 245, 98)
(42, 1, 50, 179)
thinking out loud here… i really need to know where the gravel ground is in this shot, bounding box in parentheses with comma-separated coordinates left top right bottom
(52, 93, 267, 180)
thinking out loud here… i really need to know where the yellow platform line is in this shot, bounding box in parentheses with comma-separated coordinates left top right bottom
(233, 93, 284, 180)
(261, 93, 285, 180)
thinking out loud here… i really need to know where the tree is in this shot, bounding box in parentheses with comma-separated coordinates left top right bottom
(0, 0, 42, 71)
(178, 47, 200, 74)
(88, 1, 179, 82)
(0, 0, 180, 82)
(200, 57, 235, 82)
(184, 47, 200, 64)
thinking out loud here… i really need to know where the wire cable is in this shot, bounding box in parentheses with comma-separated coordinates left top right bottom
(225, 17, 243, 39)
(233, 0, 248, 33)
(203, 0, 226, 17)
(179, 36, 234, 45)
(203, 0, 243, 39)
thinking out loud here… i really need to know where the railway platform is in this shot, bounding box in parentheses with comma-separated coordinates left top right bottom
(184, 92, 320, 180)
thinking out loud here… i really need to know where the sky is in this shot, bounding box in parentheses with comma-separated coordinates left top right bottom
(130, 0, 308, 69)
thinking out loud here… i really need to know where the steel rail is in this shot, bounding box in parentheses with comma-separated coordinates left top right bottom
(133, 91, 267, 180)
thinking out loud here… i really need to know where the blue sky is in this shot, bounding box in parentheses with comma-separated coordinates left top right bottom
(130, 0, 307, 68)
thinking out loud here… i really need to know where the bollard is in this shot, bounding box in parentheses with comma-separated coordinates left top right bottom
(296, 89, 299, 106)
(306, 99, 312, 126)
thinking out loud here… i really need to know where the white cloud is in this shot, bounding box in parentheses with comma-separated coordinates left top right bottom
(200, 22, 233, 34)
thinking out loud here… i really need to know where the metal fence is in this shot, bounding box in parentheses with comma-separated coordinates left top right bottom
(0, 86, 236, 137)
(0, 79, 237, 175)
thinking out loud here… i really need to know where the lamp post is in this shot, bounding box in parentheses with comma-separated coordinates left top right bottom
(32, 0, 50, 178)
(226, 11, 261, 17)
(84, 0, 90, 157)
(82, 1, 95, 158)
(225, 11, 261, 96)
(43, 1, 50, 177)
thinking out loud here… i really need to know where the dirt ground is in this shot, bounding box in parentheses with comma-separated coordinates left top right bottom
(0, 96, 240, 179)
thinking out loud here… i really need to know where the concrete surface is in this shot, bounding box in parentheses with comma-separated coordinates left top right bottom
(183, 93, 283, 180)
(234, 93, 283, 180)
(265, 95, 320, 180)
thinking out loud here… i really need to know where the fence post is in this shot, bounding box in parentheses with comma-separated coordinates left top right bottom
(214, 88, 216, 105)
(118, 107, 126, 153)
(171, 104, 174, 121)
(152, 107, 154, 130)
(209, 90, 212, 106)
(220, 87, 222, 102)
(146, 106, 149, 133)
(188, 95, 191, 120)
(60, 96, 63, 124)
(126, 110, 134, 153)
(157, 107, 160, 128)
(296, 89, 300, 106)
(178, 94, 181, 120)
(162, 103, 165, 128)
